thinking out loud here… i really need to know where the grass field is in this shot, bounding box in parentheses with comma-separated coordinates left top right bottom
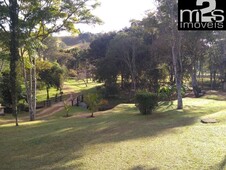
(36, 79, 102, 102)
(0, 96, 226, 170)
(36, 87, 59, 102)
(63, 79, 102, 93)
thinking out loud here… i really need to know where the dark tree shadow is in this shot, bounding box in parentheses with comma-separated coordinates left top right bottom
(215, 156, 226, 170)
(1, 101, 223, 170)
(130, 165, 159, 170)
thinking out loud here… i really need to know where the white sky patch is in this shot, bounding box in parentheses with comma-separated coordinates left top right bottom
(57, 0, 156, 35)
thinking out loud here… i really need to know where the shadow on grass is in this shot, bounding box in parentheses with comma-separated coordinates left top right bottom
(201, 90, 226, 101)
(1, 102, 200, 143)
(85, 107, 198, 144)
(215, 156, 226, 170)
(0, 119, 87, 170)
(0, 106, 91, 169)
(0, 100, 224, 169)
(130, 165, 159, 170)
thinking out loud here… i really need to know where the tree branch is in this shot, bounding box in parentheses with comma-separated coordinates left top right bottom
(3, 0, 9, 7)
(0, 23, 7, 33)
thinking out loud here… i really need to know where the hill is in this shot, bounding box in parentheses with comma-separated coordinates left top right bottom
(56, 33, 97, 50)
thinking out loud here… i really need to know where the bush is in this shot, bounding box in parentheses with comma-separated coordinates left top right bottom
(101, 84, 119, 98)
(135, 91, 158, 115)
(98, 99, 112, 111)
(0, 71, 22, 107)
(158, 85, 187, 101)
(18, 103, 29, 112)
(68, 69, 77, 77)
(158, 86, 174, 101)
(84, 92, 100, 117)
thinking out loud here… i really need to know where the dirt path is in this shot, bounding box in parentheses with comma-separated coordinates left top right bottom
(32, 83, 81, 120)
(0, 85, 78, 125)
(35, 96, 72, 120)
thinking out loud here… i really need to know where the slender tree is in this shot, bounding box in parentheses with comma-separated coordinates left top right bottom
(155, 0, 183, 109)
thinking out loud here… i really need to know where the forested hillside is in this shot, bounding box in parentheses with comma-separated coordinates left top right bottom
(57, 33, 97, 49)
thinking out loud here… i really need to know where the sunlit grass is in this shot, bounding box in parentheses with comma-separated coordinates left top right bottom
(0, 97, 226, 170)
(0, 120, 45, 128)
(64, 79, 103, 93)
(36, 87, 59, 102)
(36, 79, 102, 102)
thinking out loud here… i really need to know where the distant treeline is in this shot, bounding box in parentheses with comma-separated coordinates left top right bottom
(58, 33, 98, 46)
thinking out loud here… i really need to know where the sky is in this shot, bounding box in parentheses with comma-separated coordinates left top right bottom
(59, 0, 156, 35)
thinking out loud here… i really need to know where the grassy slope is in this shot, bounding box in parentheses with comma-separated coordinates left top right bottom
(64, 79, 102, 94)
(36, 87, 59, 102)
(36, 79, 102, 102)
(65, 42, 90, 50)
(0, 97, 226, 170)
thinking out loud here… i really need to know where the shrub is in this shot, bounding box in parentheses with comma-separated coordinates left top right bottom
(68, 69, 77, 77)
(99, 99, 109, 106)
(84, 93, 100, 117)
(0, 71, 22, 108)
(158, 86, 174, 101)
(98, 99, 112, 111)
(18, 103, 29, 112)
(158, 85, 187, 101)
(101, 84, 119, 98)
(135, 91, 158, 115)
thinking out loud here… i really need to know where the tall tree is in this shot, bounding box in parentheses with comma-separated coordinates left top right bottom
(37, 61, 64, 101)
(156, 0, 183, 109)
(89, 32, 116, 62)
(9, 0, 20, 126)
(107, 32, 143, 92)
(182, 31, 210, 96)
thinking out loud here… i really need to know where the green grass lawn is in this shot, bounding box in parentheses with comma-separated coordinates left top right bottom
(36, 87, 59, 102)
(0, 97, 226, 170)
(64, 79, 103, 93)
(36, 79, 102, 102)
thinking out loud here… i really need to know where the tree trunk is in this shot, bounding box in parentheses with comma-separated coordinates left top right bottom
(209, 55, 215, 90)
(21, 48, 36, 121)
(47, 86, 50, 100)
(173, 54, 183, 109)
(91, 112, 94, 117)
(131, 44, 137, 92)
(167, 0, 183, 109)
(191, 67, 200, 98)
(121, 73, 124, 89)
(210, 71, 213, 90)
(131, 74, 136, 92)
(171, 37, 183, 109)
(169, 66, 174, 85)
(176, 83, 183, 110)
(9, 0, 19, 126)
(29, 67, 34, 121)
(0, 59, 5, 73)
(200, 61, 204, 89)
(213, 70, 216, 89)
(31, 58, 36, 120)
(177, 30, 183, 109)
(21, 55, 33, 121)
